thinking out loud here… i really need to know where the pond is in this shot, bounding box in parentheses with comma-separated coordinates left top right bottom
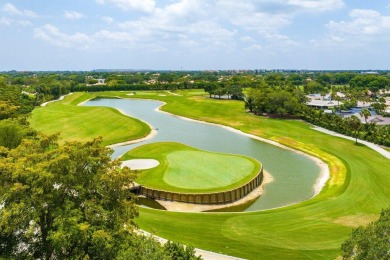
(84, 98, 323, 211)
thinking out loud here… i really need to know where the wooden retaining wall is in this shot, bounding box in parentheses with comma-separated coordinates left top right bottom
(137, 166, 263, 205)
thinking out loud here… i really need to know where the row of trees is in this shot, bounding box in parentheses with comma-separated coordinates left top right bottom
(204, 83, 244, 100)
(244, 81, 389, 146)
(2, 70, 389, 98)
(244, 86, 306, 116)
(302, 107, 390, 146)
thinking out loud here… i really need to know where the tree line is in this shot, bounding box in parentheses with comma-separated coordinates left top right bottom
(244, 79, 389, 147)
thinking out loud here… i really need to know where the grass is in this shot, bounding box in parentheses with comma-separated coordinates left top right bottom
(96, 90, 390, 259)
(121, 142, 261, 193)
(29, 90, 390, 259)
(29, 92, 150, 146)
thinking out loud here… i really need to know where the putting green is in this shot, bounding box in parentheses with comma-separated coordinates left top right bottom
(121, 142, 261, 193)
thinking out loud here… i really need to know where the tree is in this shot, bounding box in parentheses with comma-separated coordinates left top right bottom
(0, 135, 139, 259)
(164, 241, 202, 260)
(214, 87, 227, 99)
(348, 115, 362, 144)
(0, 119, 35, 149)
(359, 108, 371, 124)
(226, 85, 244, 100)
(341, 206, 390, 259)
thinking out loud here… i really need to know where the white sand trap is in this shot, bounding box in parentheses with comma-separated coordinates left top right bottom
(121, 159, 160, 170)
(126, 93, 134, 96)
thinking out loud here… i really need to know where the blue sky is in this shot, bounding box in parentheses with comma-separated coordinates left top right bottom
(1, 0, 390, 71)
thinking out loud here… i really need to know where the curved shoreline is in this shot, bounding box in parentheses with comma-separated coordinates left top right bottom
(153, 101, 330, 199)
(82, 96, 329, 200)
(77, 97, 157, 149)
(107, 108, 157, 149)
(156, 170, 273, 212)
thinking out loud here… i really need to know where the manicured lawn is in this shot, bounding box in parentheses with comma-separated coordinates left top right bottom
(29, 90, 390, 259)
(98, 90, 389, 259)
(121, 142, 260, 193)
(29, 92, 150, 146)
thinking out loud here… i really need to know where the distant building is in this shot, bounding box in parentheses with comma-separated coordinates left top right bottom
(356, 101, 372, 108)
(306, 100, 342, 109)
(349, 113, 390, 126)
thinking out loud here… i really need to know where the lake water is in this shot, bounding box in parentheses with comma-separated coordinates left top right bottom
(85, 98, 321, 211)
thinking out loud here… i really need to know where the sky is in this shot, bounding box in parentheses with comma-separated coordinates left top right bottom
(0, 0, 390, 71)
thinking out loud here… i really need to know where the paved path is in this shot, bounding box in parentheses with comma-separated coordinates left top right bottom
(40, 93, 73, 106)
(312, 126, 390, 159)
(138, 230, 245, 260)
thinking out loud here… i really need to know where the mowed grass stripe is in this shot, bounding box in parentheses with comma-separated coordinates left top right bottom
(122, 142, 260, 193)
(29, 90, 390, 259)
(29, 92, 150, 146)
(165, 151, 256, 190)
(101, 90, 389, 259)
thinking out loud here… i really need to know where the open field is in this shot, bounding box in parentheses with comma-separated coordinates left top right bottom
(121, 142, 260, 193)
(30, 90, 390, 259)
(29, 93, 150, 146)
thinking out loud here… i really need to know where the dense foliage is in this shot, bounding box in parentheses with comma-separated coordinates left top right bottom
(245, 86, 306, 116)
(0, 135, 201, 259)
(0, 135, 138, 258)
(0, 82, 37, 148)
(302, 107, 390, 146)
(1, 71, 389, 146)
(0, 83, 34, 116)
(341, 205, 390, 259)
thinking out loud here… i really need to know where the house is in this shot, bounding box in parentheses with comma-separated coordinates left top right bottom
(350, 113, 390, 126)
(97, 78, 105, 84)
(306, 100, 343, 109)
(356, 101, 372, 108)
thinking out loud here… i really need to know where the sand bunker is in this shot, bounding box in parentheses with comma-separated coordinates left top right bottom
(121, 159, 160, 170)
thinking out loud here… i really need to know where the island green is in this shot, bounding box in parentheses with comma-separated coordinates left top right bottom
(121, 142, 261, 193)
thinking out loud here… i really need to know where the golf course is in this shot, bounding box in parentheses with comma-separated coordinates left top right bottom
(29, 90, 390, 259)
(30, 93, 150, 146)
(121, 142, 261, 193)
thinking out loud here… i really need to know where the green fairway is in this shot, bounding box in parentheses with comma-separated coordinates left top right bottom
(95, 90, 390, 259)
(29, 90, 390, 259)
(29, 93, 150, 146)
(121, 142, 260, 193)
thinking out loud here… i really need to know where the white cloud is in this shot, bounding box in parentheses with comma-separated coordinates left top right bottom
(102, 16, 114, 24)
(287, 0, 345, 12)
(2, 3, 37, 17)
(327, 9, 390, 38)
(34, 24, 91, 49)
(64, 11, 85, 20)
(116, 0, 234, 48)
(317, 8, 390, 50)
(33, 0, 345, 53)
(96, 0, 156, 13)
(240, 36, 255, 42)
(245, 44, 262, 51)
(94, 30, 134, 42)
(18, 20, 32, 26)
(0, 16, 11, 25)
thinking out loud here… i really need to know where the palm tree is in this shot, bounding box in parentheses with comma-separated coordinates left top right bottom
(359, 108, 371, 124)
(348, 115, 363, 144)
